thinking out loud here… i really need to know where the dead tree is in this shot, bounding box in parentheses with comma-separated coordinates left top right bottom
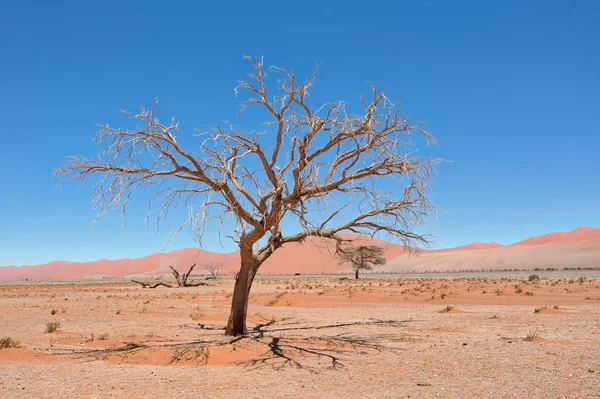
(131, 264, 206, 288)
(170, 263, 207, 287)
(204, 261, 224, 279)
(337, 245, 386, 280)
(57, 56, 439, 336)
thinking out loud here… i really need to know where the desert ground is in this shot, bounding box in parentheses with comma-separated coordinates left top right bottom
(1, 272, 599, 398)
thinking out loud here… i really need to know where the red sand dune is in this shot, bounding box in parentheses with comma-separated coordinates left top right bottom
(383, 226, 600, 272)
(1, 226, 599, 281)
(439, 242, 504, 251)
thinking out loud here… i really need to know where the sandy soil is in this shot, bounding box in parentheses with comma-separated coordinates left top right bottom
(1, 274, 599, 398)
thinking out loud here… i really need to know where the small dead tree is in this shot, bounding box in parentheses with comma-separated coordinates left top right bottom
(170, 263, 206, 287)
(131, 263, 207, 288)
(57, 56, 439, 336)
(337, 245, 386, 279)
(204, 261, 224, 279)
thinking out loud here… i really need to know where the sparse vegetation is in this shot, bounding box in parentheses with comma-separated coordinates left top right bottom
(528, 274, 540, 282)
(204, 261, 224, 279)
(524, 327, 540, 341)
(439, 305, 455, 313)
(0, 337, 22, 349)
(45, 321, 61, 333)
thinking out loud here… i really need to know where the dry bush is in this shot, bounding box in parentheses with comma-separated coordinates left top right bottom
(524, 327, 540, 341)
(45, 321, 61, 333)
(0, 337, 22, 349)
(534, 305, 548, 313)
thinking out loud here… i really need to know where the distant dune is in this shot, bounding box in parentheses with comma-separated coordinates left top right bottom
(1, 226, 599, 281)
(438, 242, 504, 251)
(382, 226, 600, 272)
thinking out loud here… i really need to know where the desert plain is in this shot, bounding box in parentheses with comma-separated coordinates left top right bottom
(1, 271, 599, 399)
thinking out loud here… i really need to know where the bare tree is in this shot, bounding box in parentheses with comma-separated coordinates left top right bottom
(204, 261, 224, 279)
(131, 263, 207, 288)
(57, 56, 439, 336)
(337, 245, 386, 280)
(170, 263, 206, 287)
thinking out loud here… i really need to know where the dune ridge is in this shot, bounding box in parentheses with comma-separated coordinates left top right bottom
(1, 226, 598, 281)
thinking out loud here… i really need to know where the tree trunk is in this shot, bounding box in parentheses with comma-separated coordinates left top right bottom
(355, 269, 359, 280)
(225, 255, 258, 336)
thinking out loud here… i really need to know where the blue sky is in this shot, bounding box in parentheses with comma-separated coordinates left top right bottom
(1, 0, 599, 266)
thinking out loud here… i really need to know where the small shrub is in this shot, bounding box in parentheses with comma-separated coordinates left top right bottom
(45, 321, 61, 333)
(534, 305, 547, 313)
(515, 287, 523, 294)
(0, 337, 22, 349)
(528, 274, 540, 282)
(439, 305, 455, 313)
(115, 309, 121, 315)
(50, 309, 58, 315)
(524, 327, 540, 341)
(553, 305, 560, 309)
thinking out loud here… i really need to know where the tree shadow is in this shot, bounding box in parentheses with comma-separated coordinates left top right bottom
(46, 318, 415, 371)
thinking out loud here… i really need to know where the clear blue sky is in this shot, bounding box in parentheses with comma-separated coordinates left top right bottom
(1, 0, 599, 266)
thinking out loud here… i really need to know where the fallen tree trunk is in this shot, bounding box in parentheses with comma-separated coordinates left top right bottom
(131, 280, 173, 288)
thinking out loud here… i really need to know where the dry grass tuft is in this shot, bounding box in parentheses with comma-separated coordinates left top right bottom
(524, 327, 540, 341)
(45, 321, 61, 333)
(0, 337, 22, 349)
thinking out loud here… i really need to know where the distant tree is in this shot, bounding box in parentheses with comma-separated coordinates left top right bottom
(131, 263, 207, 288)
(204, 261, 224, 279)
(170, 263, 205, 287)
(338, 245, 387, 279)
(57, 57, 438, 336)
